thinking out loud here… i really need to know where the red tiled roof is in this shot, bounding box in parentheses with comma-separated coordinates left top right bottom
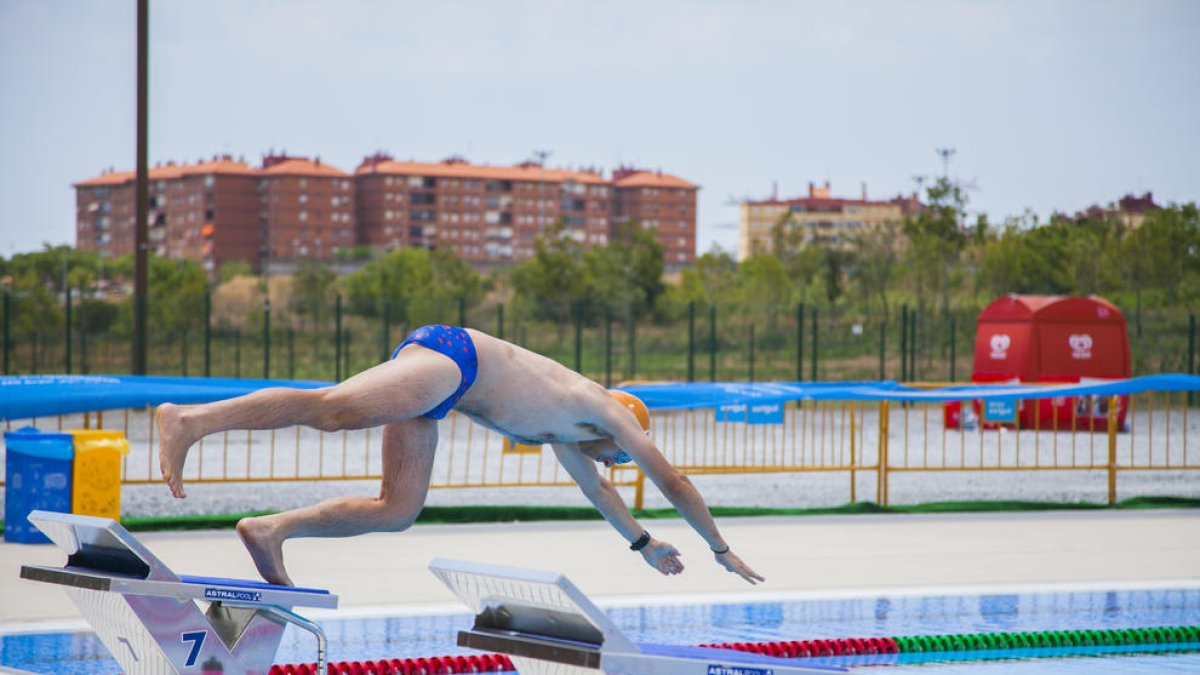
(356, 159, 606, 185)
(74, 171, 136, 188)
(261, 158, 349, 178)
(612, 171, 697, 189)
(76, 158, 259, 187)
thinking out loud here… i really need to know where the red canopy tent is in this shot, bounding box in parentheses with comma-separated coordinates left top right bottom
(947, 294, 1130, 430)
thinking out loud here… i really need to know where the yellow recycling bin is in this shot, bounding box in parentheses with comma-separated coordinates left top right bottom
(67, 429, 130, 520)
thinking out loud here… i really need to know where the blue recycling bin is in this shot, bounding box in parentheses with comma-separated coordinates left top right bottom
(4, 426, 74, 543)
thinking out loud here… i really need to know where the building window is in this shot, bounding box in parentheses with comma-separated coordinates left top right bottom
(300, 211, 308, 222)
(299, 194, 308, 204)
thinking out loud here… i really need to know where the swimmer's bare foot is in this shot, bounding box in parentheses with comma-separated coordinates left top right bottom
(157, 403, 195, 499)
(237, 517, 294, 587)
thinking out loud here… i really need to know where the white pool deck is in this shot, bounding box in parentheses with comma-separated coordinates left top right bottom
(2, 509, 1198, 630)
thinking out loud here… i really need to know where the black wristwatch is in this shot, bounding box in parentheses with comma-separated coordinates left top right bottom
(630, 531, 652, 551)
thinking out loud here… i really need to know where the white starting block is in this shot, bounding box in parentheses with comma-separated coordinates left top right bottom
(429, 558, 843, 675)
(19, 510, 338, 675)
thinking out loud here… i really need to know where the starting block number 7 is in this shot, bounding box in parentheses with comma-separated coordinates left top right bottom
(182, 631, 207, 666)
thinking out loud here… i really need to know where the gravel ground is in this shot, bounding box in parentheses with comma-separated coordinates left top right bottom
(3, 404, 1198, 518)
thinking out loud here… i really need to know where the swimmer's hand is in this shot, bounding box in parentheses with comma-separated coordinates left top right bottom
(640, 538, 684, 576)
(715, 549, 765, 585)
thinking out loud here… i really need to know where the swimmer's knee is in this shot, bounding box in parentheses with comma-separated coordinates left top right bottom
(309, 389, 364, 432)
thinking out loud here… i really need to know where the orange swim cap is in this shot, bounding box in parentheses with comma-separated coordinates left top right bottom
(609, 390, 651, 432)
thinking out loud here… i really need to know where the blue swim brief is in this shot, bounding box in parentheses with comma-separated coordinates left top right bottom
(391, 325, 479, 420)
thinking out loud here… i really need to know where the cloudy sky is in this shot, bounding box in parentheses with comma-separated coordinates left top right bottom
(2, 0, 1197, 257)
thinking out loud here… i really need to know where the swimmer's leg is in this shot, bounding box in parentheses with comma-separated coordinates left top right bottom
(237, 418, 437, 585)
(160, 347, 458, 498)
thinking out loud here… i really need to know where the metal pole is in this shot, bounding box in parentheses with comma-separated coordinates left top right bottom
(910, 308, 918, 381)
(604, 306, 612, 387)
(878, 321, 886, 381)
(132, 0, 149, 375)
(748, 323, 755, 382)
(343, 329, 351, 377)
(686, 301, 695, 382)
(203, 289, 211, 377)
(949, 316, 957, 382)
(1186, 313, 1197, 375)
(262, 299, 271, 379)
(573, 302, 582, 373)
(709, 305, 717, 382)
(288, 327, 295, 380)
(382, 299, 391, 362)
(335, 295, 343, 381)
(65, 287, 73, 374)
(2, 291, 9, 375)
(796, 303, 805, 381)
(810, 307, 818, 381)
(234, 330, 242, 378)
(497, 303, 505, 341)
(900, 305, 908, 381)
(626, 315, 636, 380)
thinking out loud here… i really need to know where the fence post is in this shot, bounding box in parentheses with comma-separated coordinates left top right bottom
(878, 321, 886, 381)
(796, 303, 805, 381)
(709, 305, 717, 383)
(748, 323, 755, 382)
(288, 327, 295, 380)
(344, 329, 352, 377)
(878, 400, 890, 505)
(849, 400, 857, 503)
(604, 306, 613, 387)
(626, 315, 636, 381)
(234, 330, 242, 378)
(335, 294, 343, 381)
(1185, 312, 1195, 403)
(949, 316, 957, 382)
(497, 303, 505, 341)
(203, 289, 212, 378)
(633, 468, 646, 510)
(65, 287, 73, 374)
(573, 302, 583, 374)
(810, 307, 818, 381)
(262, 299, 271, 379)
(2, 290, 9, 375)
(381, 299, 392, 362)
(909, 309, 919, 381)
(900, 305, 908, 381)
(1107, 394, 1120, 505)
(686, 301, 695, 382)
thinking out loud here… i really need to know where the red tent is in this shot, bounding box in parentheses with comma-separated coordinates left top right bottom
(947, 294, 1130, 430)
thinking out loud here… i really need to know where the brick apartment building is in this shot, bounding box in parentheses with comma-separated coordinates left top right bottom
(75, 153, 699, 274)
(738, 182, 922, 261)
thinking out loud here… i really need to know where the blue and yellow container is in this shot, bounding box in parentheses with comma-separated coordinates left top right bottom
(67, 429, 130, 520)
(4, 427, 74, 544)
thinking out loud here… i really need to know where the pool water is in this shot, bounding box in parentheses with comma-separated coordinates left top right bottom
(2, 587, 1198, 673)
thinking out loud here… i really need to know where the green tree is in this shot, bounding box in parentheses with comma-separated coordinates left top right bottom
(582, 220, 665, 321)
(510, 222, 588, 338)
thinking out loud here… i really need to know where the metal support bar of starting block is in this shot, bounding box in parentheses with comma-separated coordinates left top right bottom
(18, 510, 338, 675)
(429, 558, 843, 675)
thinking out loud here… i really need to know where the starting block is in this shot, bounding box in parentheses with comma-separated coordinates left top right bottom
(19, 510, 337, 675)
(430, 558, 843, 675)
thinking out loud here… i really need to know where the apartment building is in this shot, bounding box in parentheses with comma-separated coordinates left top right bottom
(354, 154, 610, 264)
(75, 152, 699, 273)
(612, 168, 699, 267)
(738, 182, 922, 261)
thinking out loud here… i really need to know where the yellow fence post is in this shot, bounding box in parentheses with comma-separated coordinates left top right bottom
(634, 467, 646, 511)
(1107, 394, 1120, 505)
(877, 400, 890, 505)
(849, 400, 857, 504)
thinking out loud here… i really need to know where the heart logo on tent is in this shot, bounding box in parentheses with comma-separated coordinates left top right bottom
(1069, 334, 1093, 359)
(989, 334, 1011, 359)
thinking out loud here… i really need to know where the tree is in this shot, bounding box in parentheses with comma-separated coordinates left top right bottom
(510, 221, 588, 339)
(903, 177, 967, 315)
(849, 220, 902, 320)
(582, 220, 665, 321)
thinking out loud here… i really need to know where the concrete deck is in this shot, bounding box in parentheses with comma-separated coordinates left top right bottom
(2, 509, 1198, 628)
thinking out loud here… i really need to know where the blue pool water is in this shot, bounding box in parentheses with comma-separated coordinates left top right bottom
(2, 587, 1198, 674)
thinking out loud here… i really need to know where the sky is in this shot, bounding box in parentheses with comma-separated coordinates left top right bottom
(1, 0, 1198, 258)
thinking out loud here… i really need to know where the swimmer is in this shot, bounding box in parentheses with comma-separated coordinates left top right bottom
(158, 325, 764, 587)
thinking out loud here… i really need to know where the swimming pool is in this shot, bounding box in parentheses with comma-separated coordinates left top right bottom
(2, 585, 1198, 673)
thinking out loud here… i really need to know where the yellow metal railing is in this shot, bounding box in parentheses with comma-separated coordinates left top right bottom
(2, 390, 1196, 510)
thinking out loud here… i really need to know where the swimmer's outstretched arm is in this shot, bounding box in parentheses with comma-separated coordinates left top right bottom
(605, 422, 766, 586)
(552, 444, 683, 577)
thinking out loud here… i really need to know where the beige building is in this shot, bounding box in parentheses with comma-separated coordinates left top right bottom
(738, 182, 921, 261)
